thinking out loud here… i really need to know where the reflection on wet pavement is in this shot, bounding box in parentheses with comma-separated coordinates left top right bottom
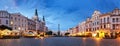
(0, 37, 120, 46)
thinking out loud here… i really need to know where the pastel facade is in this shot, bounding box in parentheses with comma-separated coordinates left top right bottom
(0, 10, 10, 27)
(32, 9, 46, 32)
(67, 8, 120, 34)
(0, 9, 48, 32)
(10, 13, 28, 31)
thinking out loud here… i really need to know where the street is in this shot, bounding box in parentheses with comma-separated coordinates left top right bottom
(0, 37, 120, 46)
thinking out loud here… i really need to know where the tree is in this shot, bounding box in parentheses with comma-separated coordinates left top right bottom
(53, 33, 57, 36)
(64, 32, 70, 36)
(45, 31, 53, 35)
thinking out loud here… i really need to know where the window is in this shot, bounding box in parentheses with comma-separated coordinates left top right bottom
(112, 24, 115, 30)
(15, 17, 17, 21)
(96, 17, 98, 19)
(101, 25, 102, 29)
(97, 21, 99, 25)
(10, 21, 13, 25)
(18, 18, 20, 21)
(104, 18, 106, 23)
(94, 22, 95, 25)
(22, 24, 23, 27)
(97, 27, 99, 30)
(11, 17, 13, 19)
(0, 19, 1, 24)
(95, 28, 96, 31)
(1, 12, 2, 16)
(6, 20, 8, 24)
(102, 25, 104, 29)
(104, 25, 106, 28)
(112, 18, 115, 22)
(22, 19, 23, 22)
(107, 17, 109, 22)
(93, 23, 94, 26)
(116, 18, 119, 22)
(95, 22, 97, 25)
(119, 18, 120, 22)
(5, 16, 8, 18)
(107, 24, 110, 28)
(116, 24, 119, 29)
(15, 27, 16, 29)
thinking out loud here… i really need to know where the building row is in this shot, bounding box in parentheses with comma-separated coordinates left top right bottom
(67, 8, 120, 34)
(0, 9, 48, 32)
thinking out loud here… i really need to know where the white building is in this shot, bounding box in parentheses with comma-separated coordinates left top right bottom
(32, 9, 46, 32)
(27, 18, 36, 31)
(91, 10, 101, 32)
(0, 10, 10, 27)
(85, 17, 92, 32)
(69, 8, 120, 34)
(10, 13, 28, 31)
(99, 8, 120, 32)
(78, 21, 86, 32)
(67, 28, 73, 34)
(0, 9, 48, 32)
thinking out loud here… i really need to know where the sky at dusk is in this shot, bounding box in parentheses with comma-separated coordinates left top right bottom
(0, 0, 120, 31)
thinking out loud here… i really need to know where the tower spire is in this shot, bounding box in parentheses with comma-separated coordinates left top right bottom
(43, 16, 45, 21)
(33, 9, 39, 21)
(35, 9, 38, 16)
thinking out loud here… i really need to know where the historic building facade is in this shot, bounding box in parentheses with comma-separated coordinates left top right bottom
(10, 13, 28, 31)
(32, 9, 46, 32)
(0, 9, 48, 32)
(78, 21, 86, 32)
(0, 10, 10, 27)
(27, 18, 36, 31)
(91, 10, 101, 32)
(85, 17, 92, 32)
(67, 8, 120, 34)
(99, 8, 120, 32)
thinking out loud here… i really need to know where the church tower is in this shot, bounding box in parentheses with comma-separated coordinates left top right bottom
(33, 9, 39, 21)
(43, 16, 45, 22)
(42, 16, 46, 24)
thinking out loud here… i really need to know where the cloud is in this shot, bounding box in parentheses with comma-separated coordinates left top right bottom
(4, 5, 9, 10)
(42, 0, 120, 31)
(42, 8, 82, 31)
(1, 0, 120, 31)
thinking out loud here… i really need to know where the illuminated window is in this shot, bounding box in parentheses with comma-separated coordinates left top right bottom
(107, 24, 110, 28)
(10, 21, 13, 25)
(18, 27, 20, 30)
(116, 25, 119, 29)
